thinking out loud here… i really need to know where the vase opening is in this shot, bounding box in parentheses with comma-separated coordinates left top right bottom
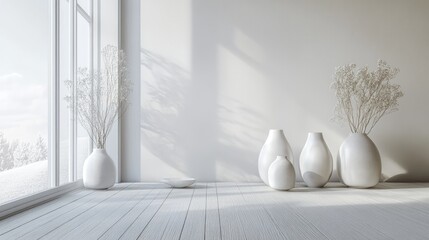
(268, 129, 284, 136)
(308, 132, 324, 140)
(350, 132, 368, 136)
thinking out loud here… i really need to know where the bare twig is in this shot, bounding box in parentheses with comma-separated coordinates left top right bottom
(65, 45, 132, 149)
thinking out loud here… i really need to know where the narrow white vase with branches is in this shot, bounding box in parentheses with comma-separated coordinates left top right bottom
(331, 60, 403, 188)
(65, 45, 131, 189)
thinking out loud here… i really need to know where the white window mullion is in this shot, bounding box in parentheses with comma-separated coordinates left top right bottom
(89, 0, 94, 152)
(117, 0, 122, 182)
(73, 0, 78, 182)
(69, 0, 77, 182)
(49, 0, 60, 187)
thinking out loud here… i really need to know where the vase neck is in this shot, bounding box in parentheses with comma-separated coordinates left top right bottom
(307, 132, 324, 141)
(267, 129, 286, 144)
(93, 148, 106, 153)
(268, 129, 284, 137)
(349, 133, 368, 137)
(275, 155, 289, 161)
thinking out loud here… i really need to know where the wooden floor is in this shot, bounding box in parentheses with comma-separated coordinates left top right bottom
(1, 182, 429, 240)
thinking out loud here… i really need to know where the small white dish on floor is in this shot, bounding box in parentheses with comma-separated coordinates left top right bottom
(161, 177, 196, 188)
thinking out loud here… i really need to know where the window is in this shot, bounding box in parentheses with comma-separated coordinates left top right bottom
(0, 0, 119, 207)
(59, 0, 94, 185)
(76, 0, 93, 180)
(0, 0, 51, 204)
(0, 0, 108, 205)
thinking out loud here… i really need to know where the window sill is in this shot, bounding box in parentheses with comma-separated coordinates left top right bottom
(0, 180, 83, 220)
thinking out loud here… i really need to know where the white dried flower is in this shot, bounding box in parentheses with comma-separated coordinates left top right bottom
(331, 60, 403, 134)
(65, 45, 132, 148)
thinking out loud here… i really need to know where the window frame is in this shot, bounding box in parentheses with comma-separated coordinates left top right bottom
(66, 0, 96, 184)
(0, 0, 121, 218)
(48, 0, 95, 187)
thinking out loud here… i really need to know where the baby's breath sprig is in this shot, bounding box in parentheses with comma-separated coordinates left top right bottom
(331, 60, 403, 134)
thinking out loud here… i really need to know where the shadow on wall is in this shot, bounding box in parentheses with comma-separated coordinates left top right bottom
(379, 132, 429, 182)
(139, 0, 429, 182)
(215, 98, 266, 180)
(140, 49, 264, 181)
(140, 49, 190, 178)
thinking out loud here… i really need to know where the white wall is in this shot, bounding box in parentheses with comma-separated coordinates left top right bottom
(123, 0, 429, 182)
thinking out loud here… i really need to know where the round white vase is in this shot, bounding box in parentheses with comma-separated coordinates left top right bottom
(268, 156, 295, 190)
(258, 129, 294, 186)
(83, 149, 116, 189)
(337, 133, 381, 188)
(299, 132, 333, 187)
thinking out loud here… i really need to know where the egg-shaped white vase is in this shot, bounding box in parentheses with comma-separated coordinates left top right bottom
(337, 133, 381, 188)
(83, 149, 116, 189)
(268, 156, 295, 190)
(258, 129, 294, 186)
(299, 132, 333, 187)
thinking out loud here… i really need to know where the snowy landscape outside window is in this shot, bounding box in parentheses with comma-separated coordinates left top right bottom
(0, 0, 51, 204)
(0, 0, 109, 205)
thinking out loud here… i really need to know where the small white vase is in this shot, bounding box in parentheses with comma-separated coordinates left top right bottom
(337, 133, 381, 188)
(83, 149, 116, 189)
(299, 132, 332, 187)
(258, 129, 294, 186)
(268, 156, 295, 190)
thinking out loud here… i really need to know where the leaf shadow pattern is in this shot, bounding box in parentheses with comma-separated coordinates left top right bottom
(140, 49, 266, 181)
(140, 49, 190, 177)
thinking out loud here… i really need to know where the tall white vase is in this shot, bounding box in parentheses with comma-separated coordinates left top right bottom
(258, 129, 294, 186)
(299, 132, 332, 187)
(83, 149, 116, 189)
(337, 133, 381, 188)
(268, 156, 295, 190)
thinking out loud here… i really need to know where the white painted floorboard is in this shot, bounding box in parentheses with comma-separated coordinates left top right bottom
(1, 182, 429, 240)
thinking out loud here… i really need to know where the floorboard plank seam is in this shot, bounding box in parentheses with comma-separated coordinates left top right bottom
(236, 184, 289, 240)
(111, 189, 167, 240)
(178, 187, 198, 240)
(68, 187, 157, 240)
(215, 183, 223, 240)
(96, 188, 156, 239)
(0, 189, 95, 236)
(134, 189, 173, 240)
(203, 183, 208, 240)
(34, 184, 132, 240)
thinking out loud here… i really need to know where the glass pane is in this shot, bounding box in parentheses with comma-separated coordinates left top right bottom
(0, 0, 50, 204)
(59, 0, 71, 185)
(76, 12, 92, 179)
(100, 0, 118, 46)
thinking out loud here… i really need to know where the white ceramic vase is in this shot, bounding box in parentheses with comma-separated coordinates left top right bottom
(268, 156, 295, 190)
(258, 129, 294, 186)
(83, 149, 116, 189)
(337, 133, 381, 188)
(299, 132, 332, 187)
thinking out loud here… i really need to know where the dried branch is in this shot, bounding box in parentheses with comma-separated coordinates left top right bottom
(331, 60, 403, 134)
(65, 45, 132, 149)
